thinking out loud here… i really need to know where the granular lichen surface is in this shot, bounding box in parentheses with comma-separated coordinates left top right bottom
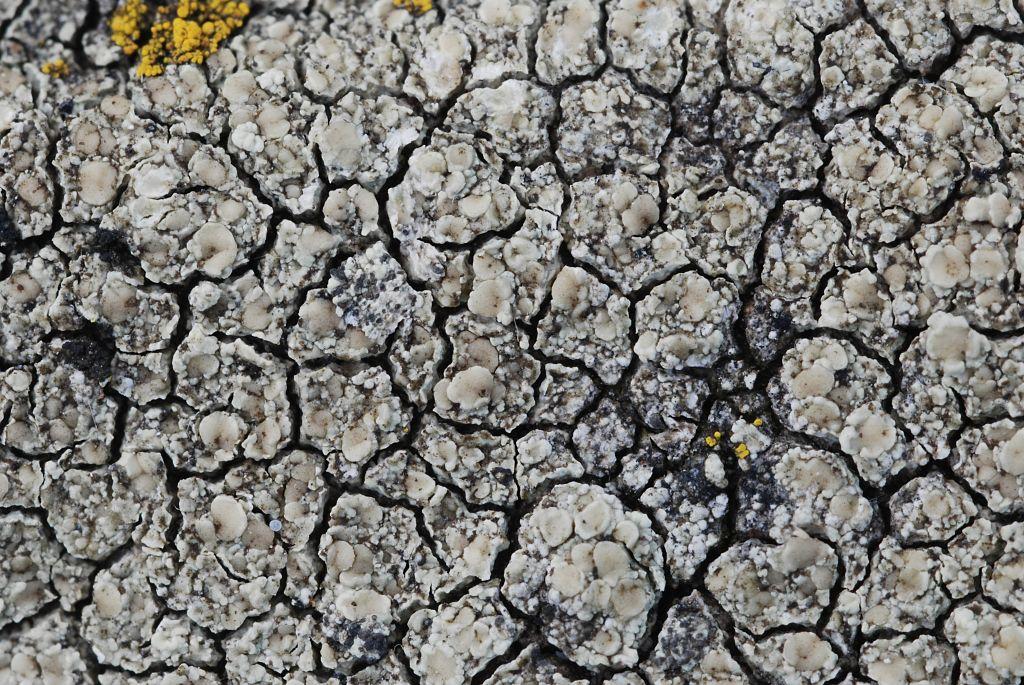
(2, 0, 1024, 683)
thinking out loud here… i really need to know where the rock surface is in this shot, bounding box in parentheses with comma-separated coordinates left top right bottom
(1, 0, 1021, 681)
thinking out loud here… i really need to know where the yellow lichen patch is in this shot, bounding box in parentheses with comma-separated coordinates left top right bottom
(393, 0, 433, 14)
(110, 0, 149, 55)
(41, 58, 70, 78)
(704, 431, 722, 448)
(753, 417, 764, 427)
(704, 426, 758, 459)
(110, 0, 249, 77)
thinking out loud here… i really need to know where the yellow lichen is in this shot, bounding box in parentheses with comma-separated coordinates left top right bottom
(753, 417, 764, 427)
(110, 0, 149, 55)
(109, 0, 249, 77)
(393, 0, 432, 14)
(41, 58, 70, 78)
(704, 426, 757, 459)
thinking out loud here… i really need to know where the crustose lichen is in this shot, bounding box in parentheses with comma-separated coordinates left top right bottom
(40, 58, 70, 78)
(110, 0, 249, 77)
(392, 0, 433, 14)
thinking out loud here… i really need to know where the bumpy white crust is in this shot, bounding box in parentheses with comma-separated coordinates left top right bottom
(3, 0, 1022, 681)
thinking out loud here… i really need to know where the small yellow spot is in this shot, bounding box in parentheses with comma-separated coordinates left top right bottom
(734, 443, 751, 459)
(393, 0, 433, 14)
(41, 58, 70, 78)
(704, 436, 718, 447)
(753, 417, 764, 427)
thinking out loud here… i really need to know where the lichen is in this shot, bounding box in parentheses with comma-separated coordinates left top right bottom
(40, 58, 70, 78)
(393, 0, 433, 14)
(6, 1, 1024, 682)
(109, 0, 249, 77)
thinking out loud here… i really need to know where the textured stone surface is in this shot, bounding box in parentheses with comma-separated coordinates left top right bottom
(2, 0, 1021, 681)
